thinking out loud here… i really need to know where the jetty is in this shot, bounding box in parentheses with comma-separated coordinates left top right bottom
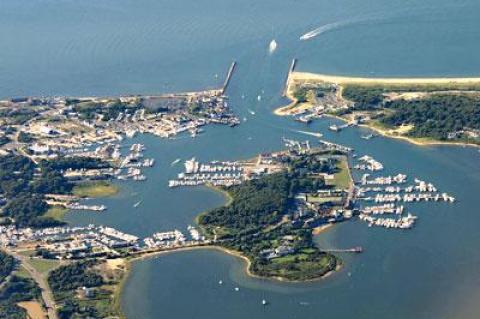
(282, 58, 297, 97)
(323, 247, 363, 253)
(221, 61, 237, 94)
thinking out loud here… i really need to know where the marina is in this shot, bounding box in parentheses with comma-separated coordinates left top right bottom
(1, 0, 479, 318)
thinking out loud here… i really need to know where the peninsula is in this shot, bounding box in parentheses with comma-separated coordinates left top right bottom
(276, 70, 480, 146)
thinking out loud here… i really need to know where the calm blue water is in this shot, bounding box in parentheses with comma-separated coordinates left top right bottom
(1, 0, 480, 318)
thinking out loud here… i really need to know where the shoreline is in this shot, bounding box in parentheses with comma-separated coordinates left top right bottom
(288, 72, 480, 85)
(119, 244, 341, 300)
(326, 113, 480, 148)
(274, 71, 480, 148)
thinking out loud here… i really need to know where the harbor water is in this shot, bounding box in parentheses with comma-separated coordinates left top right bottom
(1, 0, 480, 318)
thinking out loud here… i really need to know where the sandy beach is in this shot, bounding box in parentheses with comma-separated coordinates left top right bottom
(288, 72, 480, 86)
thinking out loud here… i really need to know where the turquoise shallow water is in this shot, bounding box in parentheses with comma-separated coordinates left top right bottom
(1, 0, 480, 318)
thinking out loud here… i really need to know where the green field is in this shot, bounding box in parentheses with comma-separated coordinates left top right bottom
(326, 158, 351, 189)
(73, 181, 119, 198)
(307, 195, 343, 204)
(28, 258, 61, 274)
(44, 206, 69, 221)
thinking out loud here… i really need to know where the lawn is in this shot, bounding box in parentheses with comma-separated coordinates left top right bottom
(29, 258, 61, 275)
(73, 181, 119, 198)
(44, 206, 69, 221)
(326, 157, 352, 190)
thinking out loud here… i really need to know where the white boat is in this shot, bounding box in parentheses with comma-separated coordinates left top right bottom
(234, 287, 239, 291)
(248, 109, 256, 115)
(133, 201, 142, 208)
(257, 95, 262, 101)
(218, 280, 223, 285)
(268, 39, 277, 54)
(171, 158, 181, 166)
(262, 299, 268, 306)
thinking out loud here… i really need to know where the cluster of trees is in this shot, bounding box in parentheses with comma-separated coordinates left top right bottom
(0, 251, 41, 319)
(0, 155, 110, 227)
(0, 135, 10, 147)
(0, 251, 16, 282)
(199, 153, 339, 237)
(293, 86, 332, 104)
(57, 299, 102, 319)
(48, 260, 103, 294)
(0, 276, 42, 319)
(381, 94, 480, 140)
(39, 156, 109, 171)
(48, 260, 106, 319)
(342, 85, 385, 110)
(0, 108, 39, 125)
(199, 172, 290, 234)
(17, 131, 35, 143)
(72, 99, 141, 121)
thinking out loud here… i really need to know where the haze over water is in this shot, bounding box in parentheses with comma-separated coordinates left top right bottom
(1, 0, 480, 318)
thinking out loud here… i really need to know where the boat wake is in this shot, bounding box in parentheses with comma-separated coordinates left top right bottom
(293, 130, 323, 138)
(299, 17, 377, 41)
(268, 39, 277, 54)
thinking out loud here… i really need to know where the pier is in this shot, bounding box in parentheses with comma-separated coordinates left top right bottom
(323, 247, 363, 253)
(222, 61, 237, 94)
(282, 58, 297, 97)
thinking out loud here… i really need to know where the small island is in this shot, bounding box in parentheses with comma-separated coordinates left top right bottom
(276, 69, 480, 146)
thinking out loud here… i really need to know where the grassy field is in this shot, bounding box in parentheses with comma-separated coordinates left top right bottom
(326, 157, 352, 189)
(44, 206, 69, 221)
(29, 258, 61, 275)
(15, 265, 32, 278)
(73, 181, 119, 198)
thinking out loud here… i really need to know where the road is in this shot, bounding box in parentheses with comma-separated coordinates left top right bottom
(11, 252, 59, 319)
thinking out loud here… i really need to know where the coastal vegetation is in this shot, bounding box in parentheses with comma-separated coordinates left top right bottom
(342, 87, 480, 144)
(198, 151, 346, 281)
(71, 98, 142, 121)
(380, 95, 480, 141)
(279, 72, 480, 145)
(48, 259, 124, 319)
(0, 154, 111, 227)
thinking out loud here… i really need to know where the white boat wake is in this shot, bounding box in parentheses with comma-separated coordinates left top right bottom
(300, 17, 378, 41)
(268, 39, 277, 54)
(294, 130, 323, 138)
